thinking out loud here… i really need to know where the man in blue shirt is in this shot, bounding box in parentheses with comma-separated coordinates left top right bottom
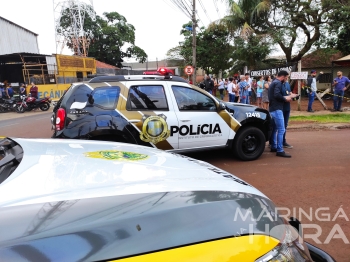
(268, 71, 297, 158)
(332, 71, 350, 112)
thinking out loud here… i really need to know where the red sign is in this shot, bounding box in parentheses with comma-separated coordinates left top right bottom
(184, 65, 194, 75)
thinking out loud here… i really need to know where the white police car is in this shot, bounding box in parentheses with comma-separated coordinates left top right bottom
(0, 137, 335, 261)
(51, 68, 271, 161)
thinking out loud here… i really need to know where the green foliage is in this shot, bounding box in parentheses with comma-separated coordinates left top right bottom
(290, 114, 350, 123)
(222, 0, 348, 62)
(230, 35, 272, 73)
(57, 7, 147, 67)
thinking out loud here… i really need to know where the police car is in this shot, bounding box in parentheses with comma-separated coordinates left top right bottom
(0, 137, 335, 261)
(51, 68, 271, 161)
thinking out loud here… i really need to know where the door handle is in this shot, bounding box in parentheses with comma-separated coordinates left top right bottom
(180, 120, 191, 122)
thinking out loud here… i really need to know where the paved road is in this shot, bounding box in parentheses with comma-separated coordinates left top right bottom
(0, 111, 53, 138)
(1, 113, 349, 261)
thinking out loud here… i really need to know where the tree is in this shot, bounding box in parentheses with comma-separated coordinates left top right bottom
(230, 35, 272, 73)
(222, 0, 347, 62)
(196, 24, 234, 75)
(323, 1, 350, 54)
(58, 7, 147, 67)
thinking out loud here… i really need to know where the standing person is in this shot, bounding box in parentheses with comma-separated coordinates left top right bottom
(30, 82, 39, 99)
(332, 71, 350, 112)
(218, 78, 225, 100)
(282, 76, 293, 149)
(227, 77, 235, 102)
(224, 78, 228, 97)
(245, 73, 252, 104)
(20, 83, 27, 96)
(262, 75, 271, 109)
(239, 76, 249, 104)
(204, 76, 214, 95)
(251, 79, 257, 104)
(7, 84, 14, 98)
(233, 79, 240, 102)
(256, 76, 264, 107)
(306, 70, 323, 112)
(3, 84, 10, 99)
(268, 71, 297, 158)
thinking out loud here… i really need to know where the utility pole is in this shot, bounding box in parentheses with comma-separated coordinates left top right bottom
(192, 0, 196, 84)
(297, 60, 301, 111)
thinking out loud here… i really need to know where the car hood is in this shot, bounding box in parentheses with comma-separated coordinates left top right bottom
(0, 138, 266, 207)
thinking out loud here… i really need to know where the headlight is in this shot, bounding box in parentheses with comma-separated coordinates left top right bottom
(255, 223, 311, 262)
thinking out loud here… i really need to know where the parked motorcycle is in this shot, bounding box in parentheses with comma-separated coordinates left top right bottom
(15, 95, 51, 113)
(0, 97, 18, 113)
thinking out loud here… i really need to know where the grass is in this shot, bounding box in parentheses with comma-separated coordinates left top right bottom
(289, 114, 350, 123)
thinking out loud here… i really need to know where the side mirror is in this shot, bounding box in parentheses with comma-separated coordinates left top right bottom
(218, 102, 226, 111)
(88, 94, 94, 105)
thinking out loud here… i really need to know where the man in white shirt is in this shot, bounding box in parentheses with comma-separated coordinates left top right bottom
(227, 77, 235, 102)
(245, 73, 253, 104)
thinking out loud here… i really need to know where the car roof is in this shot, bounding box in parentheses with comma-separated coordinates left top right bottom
(89, 75, 188, 83)
(0, 138, 266, 207)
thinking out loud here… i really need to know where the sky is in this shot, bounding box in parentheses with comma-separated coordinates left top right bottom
(0, 0, 228, 62)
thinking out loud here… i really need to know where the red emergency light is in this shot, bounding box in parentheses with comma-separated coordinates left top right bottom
(157, 67, 174, 76)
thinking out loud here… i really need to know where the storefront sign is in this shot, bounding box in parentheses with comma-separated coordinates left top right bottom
(250, 66, 293, 77)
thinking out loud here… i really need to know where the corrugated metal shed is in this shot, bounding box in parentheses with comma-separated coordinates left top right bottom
(0, 16, 39, 55)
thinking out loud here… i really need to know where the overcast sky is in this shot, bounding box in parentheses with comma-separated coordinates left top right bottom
(0, 0, 228, 62)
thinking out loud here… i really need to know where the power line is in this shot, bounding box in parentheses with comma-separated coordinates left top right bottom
(198, 0, 211, 23)
(213, 0, 221, 19)
(169, 0, 192, 19)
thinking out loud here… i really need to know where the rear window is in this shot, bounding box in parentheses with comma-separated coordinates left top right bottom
(92, 87, 120, 109)
(64, 84, 120, 110)
(127, 85, 168, 110)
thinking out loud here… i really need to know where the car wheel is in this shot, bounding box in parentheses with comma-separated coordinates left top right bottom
(40, 103, 50, 111)
(233, 126, 265, 161)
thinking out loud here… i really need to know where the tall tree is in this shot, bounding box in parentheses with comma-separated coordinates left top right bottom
(230, 35, 272, 73)
(58, 7, 147, 67)
(222, 0, 346, 62)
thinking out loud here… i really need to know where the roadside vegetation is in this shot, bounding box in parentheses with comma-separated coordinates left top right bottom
(290, 114, 350, 123)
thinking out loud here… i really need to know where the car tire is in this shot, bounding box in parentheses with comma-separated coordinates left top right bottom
(233, 126, 265, 161)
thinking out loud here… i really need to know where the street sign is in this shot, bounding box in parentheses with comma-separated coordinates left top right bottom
(184, 65, 194, 76)
(290, 72, 308, 80)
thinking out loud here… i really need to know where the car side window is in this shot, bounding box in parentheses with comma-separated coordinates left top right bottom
(92, 87, 120, 109)
(172, 86, 217, 111)
(127, 85, 168, 110)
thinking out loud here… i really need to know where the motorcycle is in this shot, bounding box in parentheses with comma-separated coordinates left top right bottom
(15, 95, 51, 113)
(0, 97, 18, 113)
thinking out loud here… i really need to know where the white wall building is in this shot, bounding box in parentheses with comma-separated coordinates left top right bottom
(0, 16, 39, 55)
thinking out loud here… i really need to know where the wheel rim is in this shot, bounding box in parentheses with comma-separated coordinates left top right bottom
(242, 134, 259, 154)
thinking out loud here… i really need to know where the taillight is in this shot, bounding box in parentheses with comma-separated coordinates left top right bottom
(56, 108, 66, 131)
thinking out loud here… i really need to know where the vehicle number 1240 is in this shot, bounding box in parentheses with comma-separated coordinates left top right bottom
(246, 112, 261, 118)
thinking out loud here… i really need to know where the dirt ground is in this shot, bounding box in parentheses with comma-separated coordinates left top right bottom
(187, 129, 350, 262)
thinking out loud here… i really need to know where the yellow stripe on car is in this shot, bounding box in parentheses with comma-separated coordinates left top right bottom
(114, 235, 279, 262)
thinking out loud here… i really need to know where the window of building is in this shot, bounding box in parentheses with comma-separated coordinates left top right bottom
(318, 73, 332, 83)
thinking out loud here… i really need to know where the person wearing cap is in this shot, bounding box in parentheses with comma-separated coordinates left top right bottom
(306, 70, 323, 112)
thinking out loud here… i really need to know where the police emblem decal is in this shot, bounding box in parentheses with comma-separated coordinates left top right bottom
(140, 114, 170, 144)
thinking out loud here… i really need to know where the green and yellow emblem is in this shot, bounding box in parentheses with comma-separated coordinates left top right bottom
(85, 150, 149, 161)
(140, 114, 170, 144)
